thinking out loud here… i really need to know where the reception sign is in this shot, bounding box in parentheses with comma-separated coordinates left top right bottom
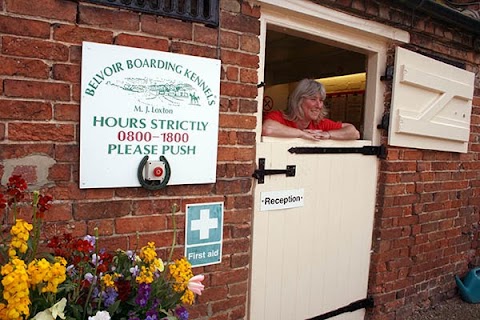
(79, 42, 221, 188)
(260, 188, 305, 211)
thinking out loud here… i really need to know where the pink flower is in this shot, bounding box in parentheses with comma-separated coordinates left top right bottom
(188, 274, 205, 295)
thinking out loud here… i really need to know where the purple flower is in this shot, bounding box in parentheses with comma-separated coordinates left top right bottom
(66, 264, 78, 278)
(84, 272, 95, 283)
(92, 287, 99, 299)
(176, 306, 189, 320)
(92, 253, 101, 265)
(83, 234, 96, 247)
(102, 287, 118, 307)
(130, 265, 140, 277)
(127, 311, 140, 320)
(145, 308, 159, 320)
(135, 283, 151, 307)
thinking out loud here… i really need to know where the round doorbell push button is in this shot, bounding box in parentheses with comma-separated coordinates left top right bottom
(153, 167, 164, 177)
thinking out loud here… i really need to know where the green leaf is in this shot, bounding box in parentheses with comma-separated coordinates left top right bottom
(107, 299, 121, 315)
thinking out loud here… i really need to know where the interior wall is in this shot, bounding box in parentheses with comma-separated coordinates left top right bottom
(263, 71, 367, 133)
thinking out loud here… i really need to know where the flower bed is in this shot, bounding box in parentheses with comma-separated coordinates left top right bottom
(0, 175, 204, 320)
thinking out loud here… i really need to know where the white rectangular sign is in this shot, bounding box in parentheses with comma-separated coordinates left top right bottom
(260, 189, 305, 211)
(79, 42, 221, 188)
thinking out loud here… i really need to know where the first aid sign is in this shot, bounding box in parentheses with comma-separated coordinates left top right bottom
(185, 202, 223, 267)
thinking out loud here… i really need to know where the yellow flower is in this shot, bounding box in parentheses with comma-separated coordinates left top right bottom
(136, 266, 154, 284)
(152, 257, 165, 273)
(137, 242, 165, 284)
(9, 219, 33, 256)
(168, 257, 196, 305)
(1, 258, 31, 319)
(43, 257, 67, 293)
(28, 257, 67, 293)
(139, 242, 158, 264)
(102, 274, 115, 288)
(28, 258, 50, 286)
(181, 290, 194, 305)
(0, 303, 7, 319)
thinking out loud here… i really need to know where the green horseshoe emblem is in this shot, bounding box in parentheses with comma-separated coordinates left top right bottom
(137, 155, 171, 190)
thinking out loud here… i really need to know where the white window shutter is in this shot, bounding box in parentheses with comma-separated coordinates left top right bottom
(388, 47, 475, 153)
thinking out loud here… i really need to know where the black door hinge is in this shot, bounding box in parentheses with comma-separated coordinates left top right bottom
(288, 145, 387, 159)
(380, 65, 394, 81)
(306, 296, 374, 320)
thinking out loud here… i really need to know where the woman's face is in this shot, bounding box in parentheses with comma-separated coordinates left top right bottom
(301, 94, 324, 121)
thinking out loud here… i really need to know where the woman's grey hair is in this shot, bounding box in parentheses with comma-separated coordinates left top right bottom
(284, 78, 328, 123)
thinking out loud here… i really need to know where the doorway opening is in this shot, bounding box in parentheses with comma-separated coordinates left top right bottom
(250, 4, 409, 318)
(262, 27, 368, 137)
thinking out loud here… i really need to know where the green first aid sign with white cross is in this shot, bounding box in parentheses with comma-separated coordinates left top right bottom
(185, 202, 223, 267)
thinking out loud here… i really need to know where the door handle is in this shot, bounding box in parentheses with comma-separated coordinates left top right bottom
(252, 158, 296, 184)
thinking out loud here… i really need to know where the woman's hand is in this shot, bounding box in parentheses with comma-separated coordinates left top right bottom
(262, 119, 359, 141)
(305, 124, 360, 140)
(302, 129, 330, 140)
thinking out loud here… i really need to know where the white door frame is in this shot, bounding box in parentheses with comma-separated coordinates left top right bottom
(250, 0, 410, 318)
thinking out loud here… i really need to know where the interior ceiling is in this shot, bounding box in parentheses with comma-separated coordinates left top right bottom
(264, 29, 366, 86)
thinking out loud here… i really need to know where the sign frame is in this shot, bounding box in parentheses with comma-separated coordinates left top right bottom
(79, 41, 221, 188)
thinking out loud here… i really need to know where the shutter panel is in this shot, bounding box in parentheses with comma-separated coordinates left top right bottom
(388, 47, 475, 153)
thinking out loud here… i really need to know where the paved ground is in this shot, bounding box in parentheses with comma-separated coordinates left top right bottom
(406, 296, 480, 320)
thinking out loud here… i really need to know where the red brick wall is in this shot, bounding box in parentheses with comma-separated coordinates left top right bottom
(2, 0, 480, 319)
(316, 1, 480, 319)
(0, 0, 260, 319)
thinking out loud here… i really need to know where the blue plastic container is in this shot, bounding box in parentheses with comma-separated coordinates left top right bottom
(455, 267, 480, 304)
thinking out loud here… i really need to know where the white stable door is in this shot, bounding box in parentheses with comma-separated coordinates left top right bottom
(250, 138, 378, 320)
